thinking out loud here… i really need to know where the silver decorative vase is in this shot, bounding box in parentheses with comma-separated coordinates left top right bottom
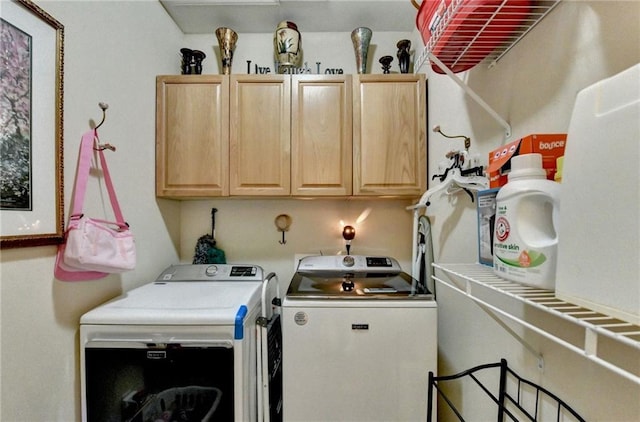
(215, 27, 238, 75)
(351, 27, 372, 74)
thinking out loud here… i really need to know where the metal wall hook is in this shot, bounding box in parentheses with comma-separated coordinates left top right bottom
(275, 214, 292, 245)
(95, 102, 109, 129)
(93, 102, 116, 151)
(94, 143, 116, 152)
(433, 125, 471, 151)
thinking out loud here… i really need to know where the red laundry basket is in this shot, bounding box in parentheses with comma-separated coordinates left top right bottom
(416, 0, 532, 73)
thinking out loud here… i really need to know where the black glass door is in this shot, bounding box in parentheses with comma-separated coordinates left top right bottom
(85, 346, 234, 422)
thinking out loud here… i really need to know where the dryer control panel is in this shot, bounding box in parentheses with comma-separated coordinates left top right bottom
(156, 264, 264, 282)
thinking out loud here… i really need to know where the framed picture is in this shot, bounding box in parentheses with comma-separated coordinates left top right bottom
(0, 0, 64, 248)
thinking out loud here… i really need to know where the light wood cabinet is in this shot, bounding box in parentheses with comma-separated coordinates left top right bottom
(229, 75, 291, 196)
(353, 74, 427, 196)
(291, 76, 353, 196)
(156, 75, 229, 198)
(156, 74, 426, 199)
(229, 75, 352, 197)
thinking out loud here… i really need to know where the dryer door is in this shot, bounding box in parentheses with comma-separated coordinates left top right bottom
(83, 340, 234, 422)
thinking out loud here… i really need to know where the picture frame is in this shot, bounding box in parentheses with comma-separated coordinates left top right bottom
(0, 0, 64, 248)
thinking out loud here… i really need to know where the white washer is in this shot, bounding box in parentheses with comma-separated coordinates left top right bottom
(80, 264, 281, 422)
(282, 255, 437, 422)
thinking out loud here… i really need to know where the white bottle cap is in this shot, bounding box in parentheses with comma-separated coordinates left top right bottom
(509, 153, 546, 181)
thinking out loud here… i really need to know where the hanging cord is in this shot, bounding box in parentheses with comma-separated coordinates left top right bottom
(418, 215, 436, 298)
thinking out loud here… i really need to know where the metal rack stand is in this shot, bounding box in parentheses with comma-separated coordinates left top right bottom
(415, 0, 562, 139)
(433, 263, 640, 385)
(427, 359, 586, 421)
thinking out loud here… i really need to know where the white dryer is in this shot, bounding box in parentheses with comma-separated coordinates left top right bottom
(281, 255, 437, 422)
(80, 264, 282, 422)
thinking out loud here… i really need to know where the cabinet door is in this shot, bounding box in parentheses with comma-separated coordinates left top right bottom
(291, 75, 353, 196)
(353, 74, 427, 196)
(156, 75, 229, 198)
(230, 75, 291, 196)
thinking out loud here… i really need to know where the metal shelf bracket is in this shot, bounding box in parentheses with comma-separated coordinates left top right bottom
(414, 1, 563, 140)
(429, 53, 512, 139)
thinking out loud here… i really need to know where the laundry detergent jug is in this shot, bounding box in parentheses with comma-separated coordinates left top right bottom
(493, 153, 560, 289)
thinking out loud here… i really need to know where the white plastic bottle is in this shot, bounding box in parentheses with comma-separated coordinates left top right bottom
(493, 153, 560, 289)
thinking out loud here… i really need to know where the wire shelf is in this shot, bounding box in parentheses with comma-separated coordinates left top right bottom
(415, 0, 562, 73)
(433, 263, 640, 385)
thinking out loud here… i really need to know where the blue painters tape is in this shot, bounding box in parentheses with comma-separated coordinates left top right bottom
(235, 305, 248, 339)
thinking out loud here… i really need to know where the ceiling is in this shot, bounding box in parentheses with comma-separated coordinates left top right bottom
(159, 0, 419, 34)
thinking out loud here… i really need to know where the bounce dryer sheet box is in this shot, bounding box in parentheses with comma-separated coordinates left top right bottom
(476, 188, 500, 266)
(487, 134, 567, 188)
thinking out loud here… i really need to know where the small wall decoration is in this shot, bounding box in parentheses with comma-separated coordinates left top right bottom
(274, 214, 292, 245)
(246, 60, 343, 75)
(0, 0, 64, 248)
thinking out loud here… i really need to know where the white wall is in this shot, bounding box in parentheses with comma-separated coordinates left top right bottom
(1, 0, 638, 421)
(0, 1, 182, 420)
(0, 1, 417, 420)
(179, 198, 416, 284)
(425, 1, 640, 420)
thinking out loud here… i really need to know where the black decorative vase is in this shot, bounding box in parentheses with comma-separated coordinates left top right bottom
(180, 48, 206, 74)
(192, 50, 206, 74)
(180, 48, 193, 74)
(396, 39, 411, 74)
(379, 56, 393, 74)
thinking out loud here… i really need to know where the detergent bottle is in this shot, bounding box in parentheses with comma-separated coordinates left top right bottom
(493, 153, 560, 289)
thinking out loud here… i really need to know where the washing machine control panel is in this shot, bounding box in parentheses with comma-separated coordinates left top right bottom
(298, 255, 401, 273)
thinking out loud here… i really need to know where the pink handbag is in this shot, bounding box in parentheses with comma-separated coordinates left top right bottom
(55, 130, 136, 281)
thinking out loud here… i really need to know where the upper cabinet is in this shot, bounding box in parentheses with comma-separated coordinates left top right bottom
(156, 74, 426, 199)
(353, 74, 427, 196)
(291, 76, 353, 196)
(228, 75, 352, 197)
(156, 75, 229, 198)
(229, 75, 291, 196)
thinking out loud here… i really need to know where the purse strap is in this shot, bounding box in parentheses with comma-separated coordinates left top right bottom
(70, 129, 127, 226)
